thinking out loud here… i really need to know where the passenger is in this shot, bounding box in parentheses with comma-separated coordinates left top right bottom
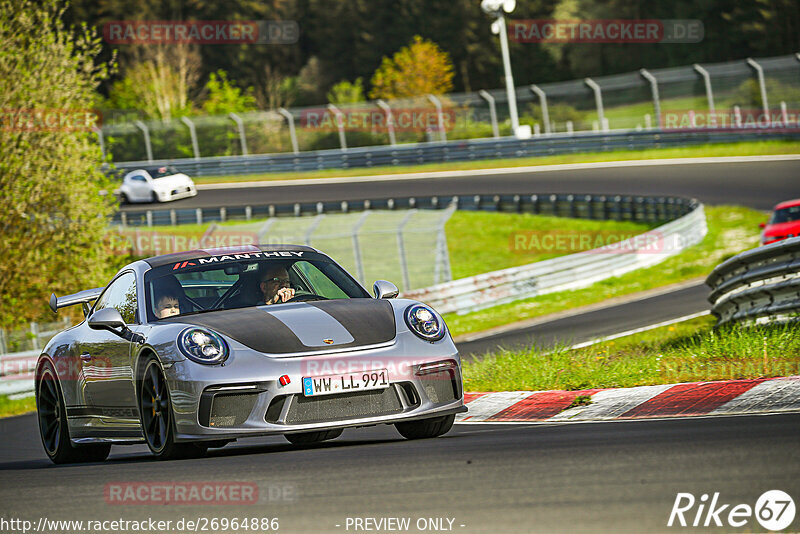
(155, 292, 181, 318)
(259, 264, 295, 305)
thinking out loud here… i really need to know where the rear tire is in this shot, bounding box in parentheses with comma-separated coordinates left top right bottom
(395, 414, 455, 440)
(139, 356, 204, 460)
(36, 362, 111, 464)
(120, 192, 130, 205)
(284, 428, 343, 445)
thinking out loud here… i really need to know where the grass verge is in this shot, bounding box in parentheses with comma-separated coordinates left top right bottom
(445, 211, 657, 279)
(462, 315, 800, 392)
(0, 394, 36, 418)
(445, 205, 765, 338)
(191, 140, 800, 184)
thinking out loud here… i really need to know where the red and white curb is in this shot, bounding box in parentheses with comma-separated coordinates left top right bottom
(458, 376, 800, 423)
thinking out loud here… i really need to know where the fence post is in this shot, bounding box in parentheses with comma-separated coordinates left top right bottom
(229, 112, 248, 156)
(195, 208, 203, 225)
(327, 103, 348, 151)
(134, 120, 153, 162)
(478, 90, 500, 138)
(30, 322, 40, 351)
(781, 101, 789, 125)
(396, 209, 417, 291)
(693, 64, 716, 114)
(584, 78, 606, 131)
(180, 117, 201, 160)
(426, 94, 447, 142)
(376, 100, 397, 145)
(304, 214, 325, 246)
(256, 218, 277, 243)
(433, 204, 456, 284)
(0, 327, 7, 355)
(95, 127, 106, 161)
(351, 211, 371, 283)
(746, 58, 769, 116)
(278, 108, 299, 154)
(530, 85, 551, 134)
(639, 69, 662, 129)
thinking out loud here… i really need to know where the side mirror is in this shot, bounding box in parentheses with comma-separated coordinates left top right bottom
(373, 280, 399, 299)
(88, 308, 145, 343)
(88, 307, 126, 330)
(759, 222, 766, 229)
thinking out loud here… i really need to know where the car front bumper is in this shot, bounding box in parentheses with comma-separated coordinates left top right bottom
(164, 340, 466, 441)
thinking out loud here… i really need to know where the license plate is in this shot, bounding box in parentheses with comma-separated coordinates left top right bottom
(302, 369, 389, 397)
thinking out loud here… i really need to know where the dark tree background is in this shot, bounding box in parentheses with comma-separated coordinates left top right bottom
(65, 0, 800, 105)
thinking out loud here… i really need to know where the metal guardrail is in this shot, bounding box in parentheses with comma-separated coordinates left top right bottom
(114, 191, 698, 227)
(0, 350, 40, 398)
(402, 199, 706, 314)
(706, 237, 800, 326)
(107, 128, 800, 178)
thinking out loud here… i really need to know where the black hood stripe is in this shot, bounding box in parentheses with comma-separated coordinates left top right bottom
(160, 299, 396, 354)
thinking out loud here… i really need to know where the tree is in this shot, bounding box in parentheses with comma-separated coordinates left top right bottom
(200, 70, 257, 115)
(106, 44, 201, 120)
(0, 0, 116, 327)
(327, 78, 365, 104)
(369, 36, 455, 100)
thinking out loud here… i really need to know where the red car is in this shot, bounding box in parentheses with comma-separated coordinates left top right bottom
(760, 198, 800, 245)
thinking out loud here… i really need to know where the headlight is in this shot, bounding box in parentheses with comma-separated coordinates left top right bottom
(178, 328, 229, 364)
(404, 304, 445, 342)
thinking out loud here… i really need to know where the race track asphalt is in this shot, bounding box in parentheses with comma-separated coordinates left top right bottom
(455, 282, 710, 358)
(1, 411, 798, 533)
(120, 159, 800, 212)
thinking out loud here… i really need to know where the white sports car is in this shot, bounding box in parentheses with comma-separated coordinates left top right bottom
(118, 166, 198, 204)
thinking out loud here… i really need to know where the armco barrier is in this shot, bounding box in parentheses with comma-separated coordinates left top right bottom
(706, 237, 800, 326)
(114, 192, 696, 227)
(0, 350, 39, 398)
(107, 128, 800, 178)
(401, 200, 706, 314)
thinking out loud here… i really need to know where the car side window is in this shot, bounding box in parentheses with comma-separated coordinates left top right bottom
(131, 175, 146, 182)
(93, 272, 138, 324)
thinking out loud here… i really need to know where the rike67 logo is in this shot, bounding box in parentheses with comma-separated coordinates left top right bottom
(668, 490, 795, 531)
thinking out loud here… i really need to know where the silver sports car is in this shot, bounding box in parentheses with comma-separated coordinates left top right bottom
(37, 245, 466, 463)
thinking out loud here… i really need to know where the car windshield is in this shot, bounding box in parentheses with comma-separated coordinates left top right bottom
(144, 255, 370, 321)
(149, 165, 180, 179)
(771, 206, 800, 224)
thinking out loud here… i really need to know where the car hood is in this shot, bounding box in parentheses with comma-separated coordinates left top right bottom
(764, 220, 800, 238)
(152, 173, 192, 190)
(160, 299, 397, 354)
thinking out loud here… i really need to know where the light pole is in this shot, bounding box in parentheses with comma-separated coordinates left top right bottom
(482, 0, 529, 138)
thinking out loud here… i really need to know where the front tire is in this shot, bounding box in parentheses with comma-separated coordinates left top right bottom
(139, 356, 205, 460)
(36, 362, 111, 464)
(395, 414, 455, 440)
(284, 428, 343, 445)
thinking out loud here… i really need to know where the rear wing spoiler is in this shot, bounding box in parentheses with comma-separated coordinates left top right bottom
(49, 287, 103, 315)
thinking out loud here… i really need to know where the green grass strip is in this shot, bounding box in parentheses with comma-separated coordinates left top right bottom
(463, 316, 800, 392)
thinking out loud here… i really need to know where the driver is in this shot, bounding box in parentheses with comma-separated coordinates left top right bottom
(259, 263, 295, 305)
